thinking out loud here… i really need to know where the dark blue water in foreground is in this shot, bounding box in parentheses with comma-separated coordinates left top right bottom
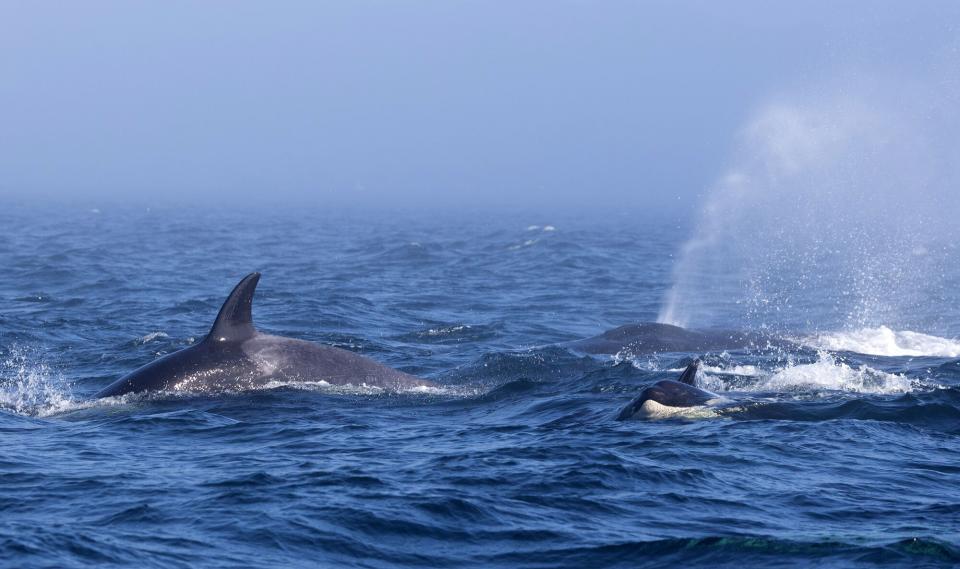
(1, 204, 959, 568)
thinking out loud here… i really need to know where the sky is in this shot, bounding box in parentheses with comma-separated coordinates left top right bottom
(1, 1, 957, 209)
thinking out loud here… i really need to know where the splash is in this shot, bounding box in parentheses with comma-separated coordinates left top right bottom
(692, 351, 916, 395)
(801, 327, 960, 358)
(0, 345, 80, 417)
(658, 66, 960, 334)
(699, 363, 763, 377)
(762, 351, 915, 394)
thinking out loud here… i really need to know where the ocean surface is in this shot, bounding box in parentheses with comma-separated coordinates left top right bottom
(1, 203, 959, 568)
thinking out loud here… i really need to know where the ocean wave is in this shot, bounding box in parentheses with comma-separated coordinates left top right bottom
(801, 326, 960, 357)
(729, 388, 960, 431)
(685, 352, 917, 395)
(482, 536, 960, 567)
(761, 351, 915, 394)
(700, 363, 763, 377)
(393, 322, 502, 345)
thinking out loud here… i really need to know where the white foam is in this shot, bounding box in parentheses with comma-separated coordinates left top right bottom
(700, 364, 763, 377)
(508, 239, 539, 250)
(762, 351, 914, 394)
(801, 326, 960, 357)
(629, 351, 918, 395)
(425, 324, 469, 336)
(0, 346, 83, 417)
(626, 358, 761, 378)
(137, 331, 169, 344)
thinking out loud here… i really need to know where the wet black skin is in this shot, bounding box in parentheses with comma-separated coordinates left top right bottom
(616, 360, 716, 420)
(96, 341, 256, 397)
(566, 322, 782, 355)
(96, 273, 431, 398)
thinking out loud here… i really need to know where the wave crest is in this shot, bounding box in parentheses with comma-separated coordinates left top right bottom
(801, 326, 960, 357)
(762, 352, 914, 394)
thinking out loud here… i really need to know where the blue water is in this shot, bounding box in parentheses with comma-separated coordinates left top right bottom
(2, 203, 959, 568)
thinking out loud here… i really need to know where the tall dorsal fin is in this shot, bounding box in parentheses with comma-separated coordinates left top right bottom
(677, 359, 700, 386)
(206, 272, 260, 343)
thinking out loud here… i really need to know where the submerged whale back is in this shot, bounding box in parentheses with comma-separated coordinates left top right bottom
(567, 322, 773, 355)
(241, 334, 425, 390)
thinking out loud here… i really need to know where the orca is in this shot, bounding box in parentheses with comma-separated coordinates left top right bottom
(96, 273, 432, 398)
(616, 360, 720, 420)
(565, 322, 780, 355)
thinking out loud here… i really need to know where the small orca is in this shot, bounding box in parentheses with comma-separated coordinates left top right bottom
(616, 360, 720, 420)
(566, 322, 781, 355)
(96, 273, 433, 398)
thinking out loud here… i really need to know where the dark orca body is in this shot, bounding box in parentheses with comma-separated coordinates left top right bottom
(96, 273, 431, 398)
(566, 322, 779, 355)
(616, 361, 718, 420)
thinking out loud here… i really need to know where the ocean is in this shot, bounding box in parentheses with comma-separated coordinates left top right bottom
(1, 203, 958, 568)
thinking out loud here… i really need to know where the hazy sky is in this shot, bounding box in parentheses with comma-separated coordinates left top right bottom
(1, 1, 957, 209)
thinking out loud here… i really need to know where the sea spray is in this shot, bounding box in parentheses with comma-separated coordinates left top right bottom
(800, 326, 960, 358)
(0, 345, 76, 416)
(659, 71, 960, 334)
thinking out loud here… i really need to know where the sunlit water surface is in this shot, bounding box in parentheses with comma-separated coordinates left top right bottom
(1, 204, 958, 568)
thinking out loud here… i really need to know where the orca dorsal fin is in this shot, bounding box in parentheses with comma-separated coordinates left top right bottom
(677, 360, 701, 386)
(206, 272, 261, 343)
